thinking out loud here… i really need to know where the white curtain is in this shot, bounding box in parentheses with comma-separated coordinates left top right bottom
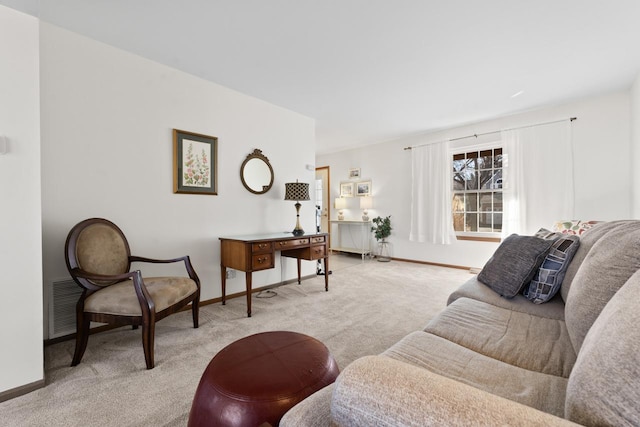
(410, 140, 456, 244)
(501, 121, 574, 237)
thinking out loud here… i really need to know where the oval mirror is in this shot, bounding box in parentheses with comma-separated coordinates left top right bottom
(240, 149, 274, 194)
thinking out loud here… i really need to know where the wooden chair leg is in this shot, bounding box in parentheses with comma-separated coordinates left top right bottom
(142, 320, 155, 369)
(192, 298, 199, 328)
(71, 312, 90, 367)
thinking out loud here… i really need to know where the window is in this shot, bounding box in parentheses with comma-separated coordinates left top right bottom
(452, 147, 503, 235)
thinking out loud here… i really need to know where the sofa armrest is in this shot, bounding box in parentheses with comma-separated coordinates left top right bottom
(331, 356, 579, 427)
(280, 384, 334, 427)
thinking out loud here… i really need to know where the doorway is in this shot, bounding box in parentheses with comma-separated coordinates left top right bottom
(315, 166, 330, 237)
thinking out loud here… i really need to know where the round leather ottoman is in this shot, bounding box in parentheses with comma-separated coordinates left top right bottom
(188, 331, 339, 427)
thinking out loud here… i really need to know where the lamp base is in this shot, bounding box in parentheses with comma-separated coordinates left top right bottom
(292, 201, 304, 236)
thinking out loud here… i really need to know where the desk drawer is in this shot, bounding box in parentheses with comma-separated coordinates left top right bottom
(311, 236, 325, 244)
(275, 238, 309, 249)
(252, 242, 273, 253)
(308, 245, 326, 260)
(252, 253, 274, 270)
(285, 245, 326, 261)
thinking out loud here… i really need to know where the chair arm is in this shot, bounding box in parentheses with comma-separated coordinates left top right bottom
(130, 255, 200, 286)
(130, 255, 189, 264)
(331, 356, 579, 427)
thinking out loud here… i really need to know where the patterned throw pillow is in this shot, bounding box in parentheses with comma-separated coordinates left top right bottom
(553, 220, 600, 236)
(534, 228, 561, 240)
(524, 234, 581, 304)
(478, 234, 555, 298)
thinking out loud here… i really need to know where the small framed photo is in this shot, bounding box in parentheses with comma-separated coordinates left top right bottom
(173, 129, 218, 195)
(349, 168, 361, 179)
(356, 180, 371, 197)
(340, 182, 354, 197)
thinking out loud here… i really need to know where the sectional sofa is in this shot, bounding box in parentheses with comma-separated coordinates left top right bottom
(281, 220, 640, 426)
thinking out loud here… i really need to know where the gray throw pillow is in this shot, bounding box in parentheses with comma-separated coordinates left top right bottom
(477, 234, 554, 298)
(523, 234, 580, 304)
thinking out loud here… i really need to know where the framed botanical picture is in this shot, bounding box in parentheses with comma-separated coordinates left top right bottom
(349, 168, 361, 179)
(173, 129, 218, 195)
(340, 181, 354, 197)
(356, 180, 372, 196)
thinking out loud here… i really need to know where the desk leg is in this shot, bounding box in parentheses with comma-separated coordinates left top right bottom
(323, 256, 329, 291)
(297, 258, 302, 284)
(245, 272, 252, 317)
(221, 265, 226, 305)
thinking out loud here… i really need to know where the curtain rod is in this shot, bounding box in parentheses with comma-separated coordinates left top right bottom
(403, 117, 577, 150)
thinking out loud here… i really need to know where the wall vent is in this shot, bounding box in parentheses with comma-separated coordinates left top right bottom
(49, 278, 82, 339)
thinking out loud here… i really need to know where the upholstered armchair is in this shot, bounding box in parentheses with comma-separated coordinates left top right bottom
(64, 218, 200, 369)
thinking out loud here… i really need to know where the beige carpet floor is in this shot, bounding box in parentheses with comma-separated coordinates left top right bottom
(1, 256, 470, 427)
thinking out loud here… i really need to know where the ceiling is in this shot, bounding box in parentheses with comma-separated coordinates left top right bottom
(3, 1, 640, 154)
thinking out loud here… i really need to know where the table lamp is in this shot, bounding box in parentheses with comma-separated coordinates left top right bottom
(360, 196, 373, 221)
(284, 180, 310, 236)
(334, 197, 346, 220)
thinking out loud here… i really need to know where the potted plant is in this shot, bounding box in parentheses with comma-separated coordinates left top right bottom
(371, 216, 392, 261)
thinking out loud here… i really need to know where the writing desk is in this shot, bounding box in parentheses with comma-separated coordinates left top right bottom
(219, 232, 329, 317)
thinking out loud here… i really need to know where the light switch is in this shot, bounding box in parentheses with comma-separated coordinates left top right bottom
(0, 136, 7, 154)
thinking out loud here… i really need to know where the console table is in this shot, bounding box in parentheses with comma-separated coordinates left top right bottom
(329, 220, 372, 259)
(219, 232, 329, 317)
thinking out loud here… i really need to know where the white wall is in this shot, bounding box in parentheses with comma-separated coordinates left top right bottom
(632, 73, 640, 218)
(318, 91, 631, 269)
(40, 24, 316, 337)
(0, 6, 43, 394)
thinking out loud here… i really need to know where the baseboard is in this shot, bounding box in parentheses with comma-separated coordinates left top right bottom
(199, 274, 316, 307)
(0, 379, 45, 403)
(45, 323, 118, 346)
(332, 251, 472, 271)
(44, 274, 316, 346)
(388, 256, 471, 271)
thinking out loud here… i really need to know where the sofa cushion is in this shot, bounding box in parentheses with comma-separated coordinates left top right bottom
(425, 298, 576, 377)
(330, 356, 576, 427)
(565, 269, 640, 426)
(564, 220, 640, 352)
(561, 220, 631, 302)
(383, 331, 568, 417)
(477, 234, 554, 298)
(523, 234, 580, 304)
(447, 276, 566, 320)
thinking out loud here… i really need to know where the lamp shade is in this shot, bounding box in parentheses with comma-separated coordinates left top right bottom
(334, 197, 347, 209)
(359, 196, 373, 209)
(284, 181, 310, 201)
